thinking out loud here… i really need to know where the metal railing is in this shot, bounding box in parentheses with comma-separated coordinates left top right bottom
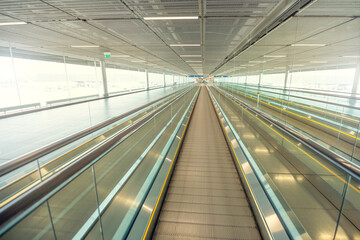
(0, 86, 198, 239)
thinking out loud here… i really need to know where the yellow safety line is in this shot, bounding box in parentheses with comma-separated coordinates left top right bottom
(210, 92, 273, 238)
(142, 91, 197, 240)
(219, 89, 360, 194)
(229, 85, 359, 124)
(227, 88, 360, 141)
(0, 96, 176, 196)
(240, 87, 359, 124)
(0, 180, 42, 208)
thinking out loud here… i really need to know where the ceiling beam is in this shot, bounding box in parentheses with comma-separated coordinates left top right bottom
(200, 0, 205, 75)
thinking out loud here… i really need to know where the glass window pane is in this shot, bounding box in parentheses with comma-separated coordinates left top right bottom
(0, 47, 19, 108)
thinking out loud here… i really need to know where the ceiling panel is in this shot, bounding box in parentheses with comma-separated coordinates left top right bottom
(206, 0, 280, 17)
(46, 0, 133, 19)
(298, 0, 360, 16)
(0, 0, 358, 76)
(126, 0, 199, 17)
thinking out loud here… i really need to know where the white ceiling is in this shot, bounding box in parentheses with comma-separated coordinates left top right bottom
(0, 0, 359, 76)
(215, 0, 360, 76)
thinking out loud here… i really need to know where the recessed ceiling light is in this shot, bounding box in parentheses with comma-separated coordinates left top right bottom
(144, 16, 198, 20)
(71, 45, 99, 48)
(180, 55, 202, 57)
(249, 61, 266, 63)
(170, 44, 200, 47)
(263, 55, 286, 58)
(342, 55, 360, 58)
(310, 61, 327, 63)
(291, 43, 326, 47)
(0, 22, 27, 26)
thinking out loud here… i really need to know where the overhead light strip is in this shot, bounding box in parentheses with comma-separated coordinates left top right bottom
(180, 55, 202, 57)
(170, 44, 200, 47)
(342, 56, 360, 58)
(291, 43, 326, 47)
(0, 22, 27, 26)
(249, 61, 266, 63)
(144, 16, 199, 20)
(310, 61, 327, 63)
(263, 55, 286, 58)
(71, 45, 99, 48)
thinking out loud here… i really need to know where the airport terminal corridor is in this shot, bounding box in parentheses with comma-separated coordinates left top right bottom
(0, 0, 359, 239)
(153, 87, 261, 239)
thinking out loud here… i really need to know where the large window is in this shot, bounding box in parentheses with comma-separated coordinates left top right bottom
(0, 47, 19, 108)
(149, 72, 163, 88)
(261, 73, 286, 87)
(289, 68, 355, 92)
(165, 74, 173, 86)
(65, 57, 100, 98)
(246, 75, 259, 85)
(12, 57, 68, 106)
(0, 47, 103, 108)
(107, 65, 146, 93)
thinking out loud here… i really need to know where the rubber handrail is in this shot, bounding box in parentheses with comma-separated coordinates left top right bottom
(0, 86, 190, 177)
(215, 86, 360, 180)
(0, 87, 194, 231)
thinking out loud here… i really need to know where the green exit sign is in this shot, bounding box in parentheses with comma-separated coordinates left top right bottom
(104, 52, 111, 58)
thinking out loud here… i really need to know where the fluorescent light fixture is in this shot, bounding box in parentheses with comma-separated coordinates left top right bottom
(131, 60, 146, 63)
(144, 16, 198, 20)
(240, 64, 254, 67)
(186, 61, 202, 63)
(342, 55, 360, 58)
(170, 44, 200, 47)
(180, 55, 202, 57)
(291, 64, 304, 67)
(249, 61, 266, 63)
(264, 55, 286, 58)
(111, 54, 130, 57)
(71, 45, 99, 48)
(274, 67, 286, 69)
(310, 61, 327, 63)
(0, 21, 27, 26)
(291, 43, 326, 47)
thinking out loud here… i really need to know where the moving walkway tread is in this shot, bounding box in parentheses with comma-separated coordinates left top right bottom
(152, 86, 261, 239)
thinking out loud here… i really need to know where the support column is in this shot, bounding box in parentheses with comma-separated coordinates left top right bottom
(163, 72, 166, 87)
(284, 65, 290, 90)
(146, 69, 149, 90)
(172, 74, 175, 85)
(351, 63, 360, 99)
(258, 73, 262, 89)
(100, 61, 109, 97)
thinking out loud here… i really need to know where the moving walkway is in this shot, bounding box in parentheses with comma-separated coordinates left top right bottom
(218, 83, 360, 164)
(151, 87, 261, 239)
(0, 84, 359, 239)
